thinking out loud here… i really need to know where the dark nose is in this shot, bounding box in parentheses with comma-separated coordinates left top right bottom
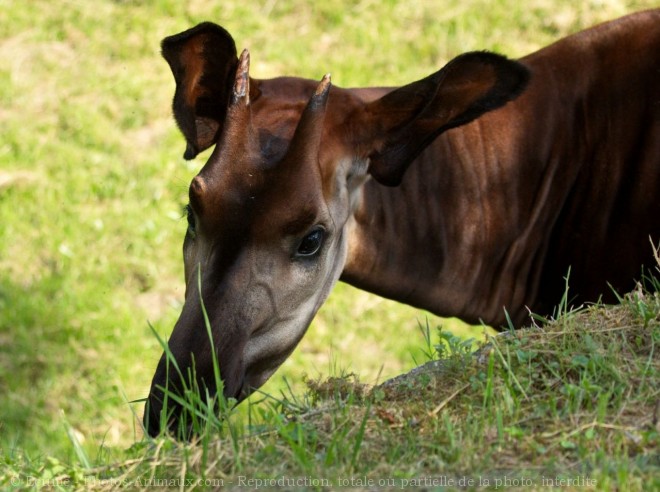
(144, 390, 193, 439)
(143, 355, 187, 438)
(143, 383, 183, 438)
(143, 366, 223, 439)
(143, 376, 248, 439)
(143, 396, 163, 438)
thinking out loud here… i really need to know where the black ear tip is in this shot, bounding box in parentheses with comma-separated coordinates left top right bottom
(462, 52, 531, 114)
(507, 59, 531, 97)
(489, 53, 531, 100)
(456, 51, 531, 99)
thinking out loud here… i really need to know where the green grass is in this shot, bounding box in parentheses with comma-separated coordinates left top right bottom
(1, 0, 658, 489)
(7, 284, 656, 490)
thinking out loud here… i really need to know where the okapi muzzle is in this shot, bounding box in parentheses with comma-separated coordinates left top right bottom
(144, 20, 534, 437)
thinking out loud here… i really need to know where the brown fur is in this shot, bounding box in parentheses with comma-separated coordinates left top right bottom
(145, 10, 660, 437)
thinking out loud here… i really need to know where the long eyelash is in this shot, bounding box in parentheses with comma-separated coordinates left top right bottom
(182, 203, 192, 219)
(183, 203, 197, 239)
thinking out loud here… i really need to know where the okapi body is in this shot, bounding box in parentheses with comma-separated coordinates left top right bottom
(145, 10, 660, 436)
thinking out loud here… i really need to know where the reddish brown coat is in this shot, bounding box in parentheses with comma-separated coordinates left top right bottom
(145, 10, 660, 437)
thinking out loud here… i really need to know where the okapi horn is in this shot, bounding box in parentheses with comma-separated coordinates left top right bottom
(231, 49, 250, 104)
(208, 48, 258, 176)
(284, 74, 332, 165)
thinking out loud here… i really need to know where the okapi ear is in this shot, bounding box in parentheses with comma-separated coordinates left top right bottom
(162, 23, 241, 160)
(357, 52, 530, 186)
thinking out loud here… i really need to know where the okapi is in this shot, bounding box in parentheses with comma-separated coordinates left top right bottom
(145, 10, 660, 436)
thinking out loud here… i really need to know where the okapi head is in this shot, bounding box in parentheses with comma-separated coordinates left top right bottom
(144, 22, 529, 437)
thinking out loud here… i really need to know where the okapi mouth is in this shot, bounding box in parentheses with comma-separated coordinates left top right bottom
(144, 382, 246, 439)
(143, 359, 248, 438)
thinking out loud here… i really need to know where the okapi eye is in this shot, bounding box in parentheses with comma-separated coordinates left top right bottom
(296, 228, 325, 257)
(185, 204, 196, 237)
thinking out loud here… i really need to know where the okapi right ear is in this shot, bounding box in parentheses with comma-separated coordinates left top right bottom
(354, 52, 529, 186)
(162, 23, 240, 160)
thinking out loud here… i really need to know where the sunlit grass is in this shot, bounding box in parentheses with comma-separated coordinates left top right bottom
(0, 0, 656, 484)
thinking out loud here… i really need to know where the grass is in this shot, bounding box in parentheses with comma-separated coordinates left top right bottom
(8, 281, 655, 490)
(0, 0, 658, 489)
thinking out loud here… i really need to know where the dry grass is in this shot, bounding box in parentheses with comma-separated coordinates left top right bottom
(64, 295, 657, 491)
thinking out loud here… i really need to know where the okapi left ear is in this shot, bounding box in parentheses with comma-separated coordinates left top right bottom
(355, 52, 530, 186)
(162, 23, 254, 160)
